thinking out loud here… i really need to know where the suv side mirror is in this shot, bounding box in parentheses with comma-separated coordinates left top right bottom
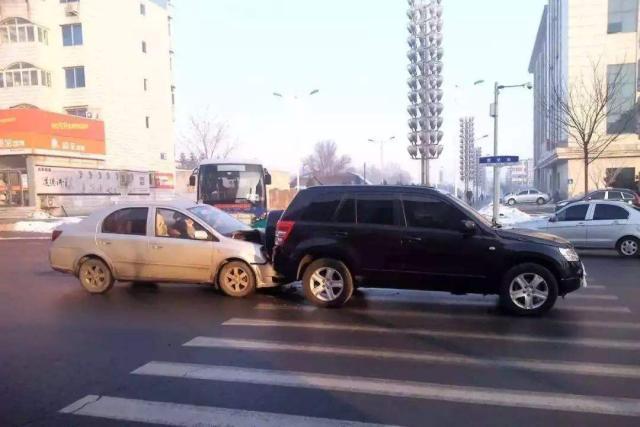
(549, 215, 557, 223)
(189, 175, 196, 187)
(461, 220, 476, 235)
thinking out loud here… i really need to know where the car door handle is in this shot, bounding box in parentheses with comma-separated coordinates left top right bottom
(333, 231, 349, 238)
(98, 240, 112, 246)
(403, 236, 422, 243)
(151, 244, 163, 250)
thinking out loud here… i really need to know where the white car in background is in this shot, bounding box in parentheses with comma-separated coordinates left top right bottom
(503, 189, 551, 206)
(49, 200, 278, 296)
(517, 200, 640, 257)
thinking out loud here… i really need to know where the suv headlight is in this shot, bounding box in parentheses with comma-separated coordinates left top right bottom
(559, 247, 580, 262)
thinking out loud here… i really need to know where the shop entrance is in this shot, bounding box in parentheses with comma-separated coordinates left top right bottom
(0, 170, 29, 207)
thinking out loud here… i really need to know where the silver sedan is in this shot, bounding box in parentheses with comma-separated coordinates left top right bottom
(49, 200, 279, 296)
(517, 200, 640, 257)
(503, 189, 551, 205)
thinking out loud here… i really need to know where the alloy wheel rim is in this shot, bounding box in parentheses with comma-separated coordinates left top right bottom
(621, 240, 638, 256)
(509, 273, 548, 310)
(224, 267, 250, 292)
(309, 267, 344, 302)
(82, 263, 108, 290)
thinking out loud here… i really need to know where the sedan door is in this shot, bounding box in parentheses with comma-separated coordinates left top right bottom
(146, 208, 215, 282)
(545, 203, 590, 247)
(97, 207, 152, 280)
(586, 203, 630, 249)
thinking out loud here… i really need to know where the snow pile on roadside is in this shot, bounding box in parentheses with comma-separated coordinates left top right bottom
(10, 217, 83, 233)
(478, 204, 532, 226)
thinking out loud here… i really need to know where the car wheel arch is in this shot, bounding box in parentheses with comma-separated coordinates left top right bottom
(296, 251, 356, 281)
(75, 254, 114, 278)
(504, 255, 562, 286)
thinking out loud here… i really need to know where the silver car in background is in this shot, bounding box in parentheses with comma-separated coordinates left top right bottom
(517, 200, 640, 257)
(49, 200, 278, 296)
(503, 189, 551, 206)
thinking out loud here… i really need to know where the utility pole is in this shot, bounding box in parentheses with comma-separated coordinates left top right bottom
(492, 82, 500, 223)
(368, 136, 396, 184)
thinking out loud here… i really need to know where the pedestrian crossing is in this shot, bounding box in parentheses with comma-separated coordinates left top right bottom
(59, 285, 640, 426)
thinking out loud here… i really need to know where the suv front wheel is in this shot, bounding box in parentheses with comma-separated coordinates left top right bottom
(499, 263, 558, 316)
(302, 258, 354, 308)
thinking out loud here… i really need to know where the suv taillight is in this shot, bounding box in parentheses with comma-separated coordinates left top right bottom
(275, 220, 295, 246)
(51, 229, 62, 242)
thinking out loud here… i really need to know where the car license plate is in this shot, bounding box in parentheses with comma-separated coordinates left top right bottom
(581, 263, 588, 288)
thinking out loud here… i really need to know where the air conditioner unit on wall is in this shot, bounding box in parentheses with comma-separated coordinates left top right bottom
(65, 2, 80, 16)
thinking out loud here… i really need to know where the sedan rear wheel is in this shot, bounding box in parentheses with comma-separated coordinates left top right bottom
(507, 198, 516, 206)
(499, 263, 558, 316)
(218, 261, 256, 298)
(617, 237, 639, 257)
(78, 258, 114, 294)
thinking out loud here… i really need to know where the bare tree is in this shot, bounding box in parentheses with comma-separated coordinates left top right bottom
(180, 110, 236, 162)
(302, 140, 353, 179)
(546, 60, 635, 194)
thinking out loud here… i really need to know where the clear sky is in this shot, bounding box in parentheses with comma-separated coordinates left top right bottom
(173, 0, 548, 183)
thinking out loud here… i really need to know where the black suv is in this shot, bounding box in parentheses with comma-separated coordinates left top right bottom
(273, 185, 585, 315)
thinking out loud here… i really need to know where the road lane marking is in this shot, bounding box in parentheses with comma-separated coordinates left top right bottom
(60, 395, 390, 426)
(223, 318, 640, 350)
(132, 362, 640, 417)
(358, 295, 631, 313)
(254, 303, 640, 330)
(184, 337, 640, 379)
(564, 294, 618, 301)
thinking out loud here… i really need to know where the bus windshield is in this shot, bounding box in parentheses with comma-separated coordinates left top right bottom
(198, 164, 265, 206)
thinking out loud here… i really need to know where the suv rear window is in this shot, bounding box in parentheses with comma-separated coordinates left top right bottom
(298, 192, 342, 222)
(356, 194, 397, 226)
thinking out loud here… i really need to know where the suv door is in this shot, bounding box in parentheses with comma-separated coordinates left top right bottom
(97, 207, 151, 280)
(586, 203, 630, 248)
(399, 194, 499, 291)
(147, 208, 215, 282)
(350, 192, 406, 285)
(546, 203, 589, 246)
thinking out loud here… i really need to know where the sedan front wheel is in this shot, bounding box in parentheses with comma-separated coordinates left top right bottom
(218, 261, 256, 298)
(617, 237, 639, 257)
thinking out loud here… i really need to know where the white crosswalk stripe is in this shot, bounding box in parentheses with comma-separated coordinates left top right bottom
(60, 395, 392, 427)
(222, 318, 640, 350)
(184, 336, 640, 379)
(254, 303, 640, 330)
(132, 362, 640, 417)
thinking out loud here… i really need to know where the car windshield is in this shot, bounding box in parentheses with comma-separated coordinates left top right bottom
(188, 204, 250, 235)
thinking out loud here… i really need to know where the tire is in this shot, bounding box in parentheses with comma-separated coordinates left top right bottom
(78, 258, 114, 294)
(536, 197, 545, 205)
(218, 261, 256, 298)
(499, 263, 558, 316)
(616, 237, 640, 258)
(507, 198, 516, 206)
(302, 258, 354, 308)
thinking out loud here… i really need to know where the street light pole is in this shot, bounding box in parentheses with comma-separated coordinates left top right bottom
(368, 136, 396, 184)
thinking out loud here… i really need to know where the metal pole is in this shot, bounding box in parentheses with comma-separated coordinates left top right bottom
(424, 155, 430, 186)
(492, 82, 500, 224)
(380, 141, 384, 184)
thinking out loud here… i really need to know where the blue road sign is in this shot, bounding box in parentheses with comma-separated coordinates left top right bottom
(479, 155, 520, 166)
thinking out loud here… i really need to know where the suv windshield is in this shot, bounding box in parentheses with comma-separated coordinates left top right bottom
(188, 204, 250, 235)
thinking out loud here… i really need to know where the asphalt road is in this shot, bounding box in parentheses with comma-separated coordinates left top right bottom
(1, 239, 640, 427)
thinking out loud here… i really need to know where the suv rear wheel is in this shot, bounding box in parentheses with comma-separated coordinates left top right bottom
(499, 263, 558, 316)
(302, 258, 354, 308)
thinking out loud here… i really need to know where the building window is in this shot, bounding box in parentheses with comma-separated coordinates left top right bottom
(607, 63, 635, 134)
(168, 16, 172, 35)
(145, 116, 150, 128)
(142, 40, 146, 53)
(65, 66, 85, 88)
(0, 62, 51, 88)
(140, 3, 146, 15)
(65, 106, 88, 117)
(61, 23, 82, 46)
(0, 17, 48, 45)
(171, 85, 175, 105)
(144, 78, 148, 91)
(169, 50, 174, 70)
(608, 0, 637, 33)
(160, 152, 167, 160)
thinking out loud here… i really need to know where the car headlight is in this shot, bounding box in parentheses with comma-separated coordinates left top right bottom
(559, 247, 580, 262)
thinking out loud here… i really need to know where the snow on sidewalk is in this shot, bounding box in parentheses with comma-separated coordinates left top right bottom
(478, 204, 533, 227)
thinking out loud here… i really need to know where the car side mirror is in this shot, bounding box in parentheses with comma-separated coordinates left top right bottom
(549, 215, 557, 223)
(264, 171, 272, 186)
(461, 220, 476, 235)
(193, 230, 208, 241)
(189, 175, 196, 187)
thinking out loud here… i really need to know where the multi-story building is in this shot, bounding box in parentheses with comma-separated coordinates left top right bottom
(0, 0, 175, 212)
(505, 158, 535, 192)
(529, 0, 640, 199)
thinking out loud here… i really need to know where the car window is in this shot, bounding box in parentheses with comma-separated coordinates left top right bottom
(556, 204, 588, 222)
(335, 197, 356, 223)
(517, 190, 528, 195)
(588, 191, 605, 200)
(156, 208, 209, 240)
(403, 195, 467, 231)
(356, 194, 397, 226)
(101, 208, 148, 236)
(593, 204, 629, 220)
(621, 192, 634, 200)
(607, 191, 623, 200)
(299, 192, 342, 222)
(530, 190, 539, 194)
